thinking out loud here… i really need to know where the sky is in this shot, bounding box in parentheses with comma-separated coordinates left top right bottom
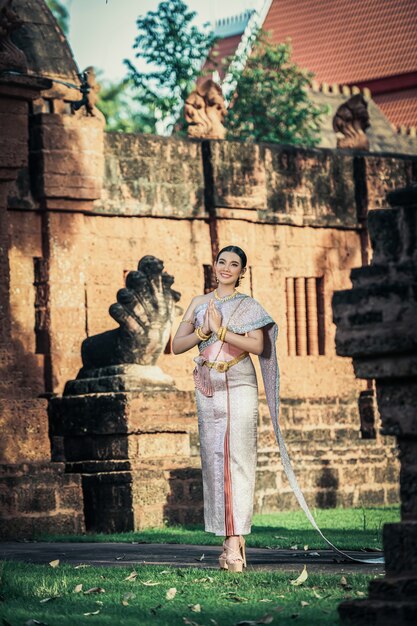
(67, 0, 260, 83)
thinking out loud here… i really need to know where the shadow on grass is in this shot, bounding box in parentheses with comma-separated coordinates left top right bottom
(35, 506, 400, 551)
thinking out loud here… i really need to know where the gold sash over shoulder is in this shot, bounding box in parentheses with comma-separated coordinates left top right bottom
(203, 351, 249, 373)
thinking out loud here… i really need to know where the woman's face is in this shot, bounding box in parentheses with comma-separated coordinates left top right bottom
(214, 251, 244, 287)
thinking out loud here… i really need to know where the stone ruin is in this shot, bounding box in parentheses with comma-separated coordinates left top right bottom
(49, 256, 205, 532)
(184, 78, 227, 139)
(333, 185, 417, 624)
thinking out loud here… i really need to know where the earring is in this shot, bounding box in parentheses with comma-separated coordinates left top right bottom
(216, 277, 219, 284)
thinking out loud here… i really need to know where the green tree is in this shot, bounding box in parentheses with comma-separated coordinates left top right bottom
(226, 32, 327, 146)
(125, 0, 217, 133)
(46, 0, 70, 35)
(95, 77, 156, 134)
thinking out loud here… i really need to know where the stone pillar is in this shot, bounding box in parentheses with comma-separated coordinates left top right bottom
(49, 384, 203, 531)
(294, 277, 307, 356)
(332, 185, 417, 625)
(0, 73, 84, 538)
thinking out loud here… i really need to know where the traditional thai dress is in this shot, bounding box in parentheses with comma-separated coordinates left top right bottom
(192, 292, 385, 564)
(193, 292, 277, 536)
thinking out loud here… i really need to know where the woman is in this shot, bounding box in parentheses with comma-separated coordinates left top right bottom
(172, 245, 279, 573)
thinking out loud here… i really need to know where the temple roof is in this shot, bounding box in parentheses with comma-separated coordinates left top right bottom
(10, 0, 79, 82)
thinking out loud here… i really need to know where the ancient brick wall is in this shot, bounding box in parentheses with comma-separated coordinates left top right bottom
(7, 128, 416, 524)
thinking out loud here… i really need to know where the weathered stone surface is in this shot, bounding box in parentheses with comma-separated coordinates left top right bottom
(0, 462, 84, 539)
(334, 185, 417, 625)
(93, 133, 205, 217)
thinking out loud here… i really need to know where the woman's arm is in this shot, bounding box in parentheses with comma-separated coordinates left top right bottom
(172, 297, 205, 355)
(222, 328, 264, 356)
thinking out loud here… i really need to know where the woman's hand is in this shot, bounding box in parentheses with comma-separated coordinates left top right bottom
(202, 306, 211, 335)
(208, 299, 222, 334)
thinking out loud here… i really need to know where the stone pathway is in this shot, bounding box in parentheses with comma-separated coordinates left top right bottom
(0, 542, 384, 575)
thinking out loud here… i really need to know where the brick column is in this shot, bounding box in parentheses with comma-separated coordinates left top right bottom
(333, 185, 417, 625)
(0, 74, 84, 539)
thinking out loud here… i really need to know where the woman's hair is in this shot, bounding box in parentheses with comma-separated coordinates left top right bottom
(215, 245, 247, 287)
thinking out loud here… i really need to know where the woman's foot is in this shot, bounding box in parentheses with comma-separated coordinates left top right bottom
(218, 540, 228, 570)
(224, 535, 246, 573)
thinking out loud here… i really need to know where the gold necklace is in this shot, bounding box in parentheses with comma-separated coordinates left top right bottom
(214, 288, 238, 302)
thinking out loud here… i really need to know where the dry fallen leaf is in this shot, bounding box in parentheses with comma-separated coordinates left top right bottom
(303, 545, 309, 551)
(194, 553, 205, 562)
(312, 590, 322, 599)
(300, 601, 309, 607)
(340, 576, 352, 590)
(141, 580, 160, 586)
(259, 599, 272, 602)
(290, 545, 298, 550)
(39, 597, 60, 604)
(73, 584, 83, 593)
(166, 587, 177, 600)
(74, 564, 90, 569)
(125, 571, 138, 582)
(122, 592, 135, 606)
(356, 591, 366, 597)
(48, 559, 60, 568)
(290, 565, 308, 586)
(83, 610, 100, 616)
(83, 587, 105, 595)
(25, 621, 48, 626)
(189, 604, 201, 613)
(115, 555, 125, 561)
(183, 618, 201, 626)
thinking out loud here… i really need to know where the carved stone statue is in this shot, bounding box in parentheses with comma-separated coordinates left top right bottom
(184, 79, 227, 140)
(0, 0, 28, 72)
(71, 66, 103, 118)
(67, 256, 181, 392)
(333, 93, 370, 150)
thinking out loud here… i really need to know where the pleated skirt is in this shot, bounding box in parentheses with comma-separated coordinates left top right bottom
(194, 355, 258, 536)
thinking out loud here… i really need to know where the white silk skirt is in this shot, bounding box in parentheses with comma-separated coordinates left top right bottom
(194, 352, 258, 536)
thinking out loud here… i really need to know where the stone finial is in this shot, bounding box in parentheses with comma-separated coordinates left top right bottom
(0, 0, 27, 72)
(333, 93, 370, 150)
(71, 66, 103, 118)
(76, 256, 181, 386)
(184, 79, 227, 140)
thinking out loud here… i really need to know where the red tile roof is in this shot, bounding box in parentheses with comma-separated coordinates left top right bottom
(205, 34, 242, 80)
(262, 0, 417, 84)
(374, 88, 417, 127)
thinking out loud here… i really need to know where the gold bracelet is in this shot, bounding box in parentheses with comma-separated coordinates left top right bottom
(217, 326, 228, 342)
(195, 326, 211, 341)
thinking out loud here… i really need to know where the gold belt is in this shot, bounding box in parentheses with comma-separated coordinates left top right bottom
(203, 351, 249, 373)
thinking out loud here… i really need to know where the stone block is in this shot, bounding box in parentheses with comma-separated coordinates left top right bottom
(384, 522, 417, 574)
(0, 462, 84, 539)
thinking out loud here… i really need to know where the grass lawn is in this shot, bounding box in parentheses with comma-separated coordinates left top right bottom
(40, 506, 399, 551)
(0, 560, 376, 626)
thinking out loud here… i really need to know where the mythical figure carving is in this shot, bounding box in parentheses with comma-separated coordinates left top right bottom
(0, 0, 28, 72)
(333, 93, 370, 150)
(71, 66, 102, 117)
(80, 256, 181, 375)
(184, 79, 227, 140)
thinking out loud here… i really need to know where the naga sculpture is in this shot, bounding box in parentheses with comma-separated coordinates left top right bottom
(184, 79, 227, 140)
(77, 256, 181, 384)
(333, 93, 370, 150)
(0, 0, 27, 72)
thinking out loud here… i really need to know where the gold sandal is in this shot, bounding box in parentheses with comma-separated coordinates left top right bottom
(219, 540, 228, 570)
(225, 536, 246, 573)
